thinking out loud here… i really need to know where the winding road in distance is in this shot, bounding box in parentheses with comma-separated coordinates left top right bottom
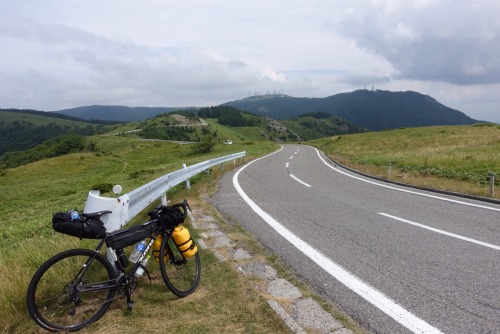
(209, 144, 500, 334)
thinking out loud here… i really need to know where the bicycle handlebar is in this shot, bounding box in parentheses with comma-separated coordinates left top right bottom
(147, 199, 191, 222)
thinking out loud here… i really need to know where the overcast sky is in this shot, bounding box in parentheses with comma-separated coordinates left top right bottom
(1, 0, 499, 122)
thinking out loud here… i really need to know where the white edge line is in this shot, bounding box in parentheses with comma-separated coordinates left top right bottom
(380, 213, 500, 251)
(233, 148, 442, 334)
(313, 147, 500, 212)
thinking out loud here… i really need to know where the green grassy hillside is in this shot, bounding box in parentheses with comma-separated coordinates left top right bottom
(281, 113, 366, 140)
(0, 110, 113, 155)
(310, 124, 500, 199)
(0, 135, 277, 333)
(2, 118, 500, 332)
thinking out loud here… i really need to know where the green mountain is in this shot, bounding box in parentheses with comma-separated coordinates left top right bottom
(224, 90, 478, 131)
(51, 90, 478, 131)
(0, 109, 110, 156)
(281, 112, 366, 141)
(54, 105, 195, 122)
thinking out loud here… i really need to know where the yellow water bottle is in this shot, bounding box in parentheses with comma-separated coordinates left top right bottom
(152, 235, 169, 263)
(172, 226, 198, 258)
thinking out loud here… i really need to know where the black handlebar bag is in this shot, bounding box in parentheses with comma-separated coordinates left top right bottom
(52, 212, 106, 239)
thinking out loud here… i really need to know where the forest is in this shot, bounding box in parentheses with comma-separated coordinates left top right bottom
(198, 106, 261, 127)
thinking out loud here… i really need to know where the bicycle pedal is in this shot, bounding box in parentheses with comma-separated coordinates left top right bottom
(127, 301, 134, 310)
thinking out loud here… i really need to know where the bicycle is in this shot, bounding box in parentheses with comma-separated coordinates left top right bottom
(26, 200, 201, 332)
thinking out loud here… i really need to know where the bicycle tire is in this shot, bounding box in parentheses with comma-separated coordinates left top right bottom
(27, 249, 117, 332)
(159, 235, 201, 297)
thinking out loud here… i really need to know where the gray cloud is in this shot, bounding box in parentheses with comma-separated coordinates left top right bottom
(1, 1, 500, 123)
(337, 73, 392, 86)
(329, 1, 500, 85)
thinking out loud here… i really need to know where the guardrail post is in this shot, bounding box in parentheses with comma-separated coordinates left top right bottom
(160, 193, 167, 205)
(221, 162, 225, 171)
(489, 172, 496, 197)
(182, 164, 191, 190)
(388, 164, 392, 178)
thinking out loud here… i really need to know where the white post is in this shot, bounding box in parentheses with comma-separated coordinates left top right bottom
(182, 164, 191, 190)
(489, 172, 496, 197)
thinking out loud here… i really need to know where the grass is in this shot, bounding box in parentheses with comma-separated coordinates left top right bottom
(202, 118, 269, 143)
(310, 124, 500, 199)
(0, 135, 280, 333)
(4, 122, 497, 333)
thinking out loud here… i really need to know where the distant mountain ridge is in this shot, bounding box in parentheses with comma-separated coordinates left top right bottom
(53, 105, 194, 122)
(51, 90, 478, 130)
(224, 90, 477, 131)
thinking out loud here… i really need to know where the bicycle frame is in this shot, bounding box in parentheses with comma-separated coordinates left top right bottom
(74, 225, 165, 295)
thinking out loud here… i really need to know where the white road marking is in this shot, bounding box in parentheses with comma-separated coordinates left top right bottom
(286, 147, 310, 187)
(233, 149, 443, 334)
(314, 147, 500, 212)
(380, 213, 500, 251)
(289, 174, 311, 187)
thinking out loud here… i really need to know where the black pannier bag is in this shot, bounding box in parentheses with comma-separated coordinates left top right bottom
(52, 212, 106, 239)
(106, 220, 159, 250)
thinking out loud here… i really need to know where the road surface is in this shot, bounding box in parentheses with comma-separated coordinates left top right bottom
(209, 144, 500, 334)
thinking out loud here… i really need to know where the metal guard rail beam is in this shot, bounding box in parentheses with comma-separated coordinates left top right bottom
(83, 151, 246, 232)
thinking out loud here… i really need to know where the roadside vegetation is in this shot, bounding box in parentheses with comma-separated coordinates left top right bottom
(1, 105, 499, 332)
(310, 124, 500, 199)
(0, 135, 285, 333)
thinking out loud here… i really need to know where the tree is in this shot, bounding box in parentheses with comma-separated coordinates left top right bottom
(191, 136, 215, 153)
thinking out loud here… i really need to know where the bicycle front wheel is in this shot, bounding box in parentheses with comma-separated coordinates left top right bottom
(159, 236, 201, 297)
(27, 249, 117, 332)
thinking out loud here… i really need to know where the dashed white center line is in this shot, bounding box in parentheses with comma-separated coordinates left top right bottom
(289, 174, 311, 187)
(287, 148, 310, 187)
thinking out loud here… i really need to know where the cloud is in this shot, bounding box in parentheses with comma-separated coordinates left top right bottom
(329, 0, 500, 85)
(0, 1, 499, 123)
(0, 18, 264, 108)
(261, 67, 287, 83)
(337, 73, 392, 86)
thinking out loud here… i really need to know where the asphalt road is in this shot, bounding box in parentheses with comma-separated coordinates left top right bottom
(209, 144, 500, 334)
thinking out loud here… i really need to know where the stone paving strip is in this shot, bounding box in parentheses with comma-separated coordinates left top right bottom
(190, 210, 354, 334)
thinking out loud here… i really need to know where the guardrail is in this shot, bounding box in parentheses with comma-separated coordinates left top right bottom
(83, 151, 246, 233)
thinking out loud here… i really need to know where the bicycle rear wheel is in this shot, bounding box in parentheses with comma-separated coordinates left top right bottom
(159, 236, 201, 297)
(27, 249, 117, 332)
